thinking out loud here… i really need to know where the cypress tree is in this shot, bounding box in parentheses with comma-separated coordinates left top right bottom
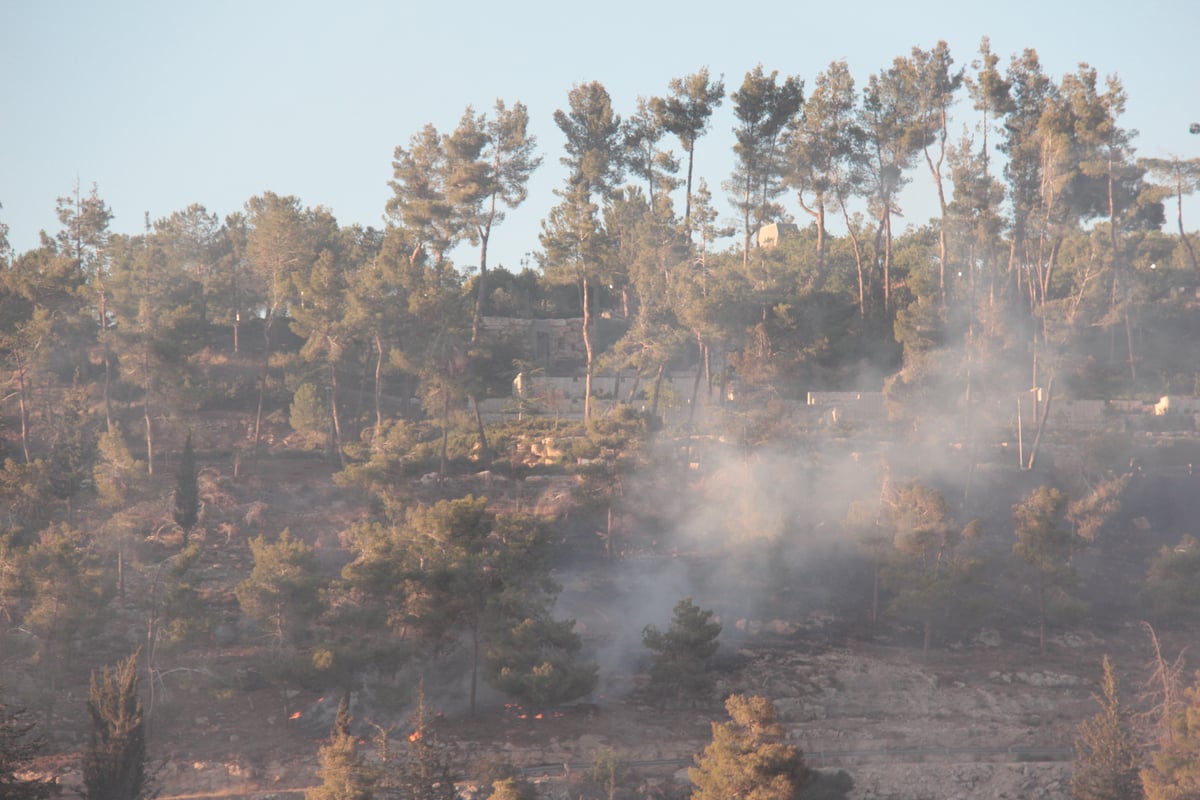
(82, 651, 151, 800)
(172, 432, 199, 546)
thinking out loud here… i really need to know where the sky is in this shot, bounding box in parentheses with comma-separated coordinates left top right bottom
(2, 0, 1198, 272)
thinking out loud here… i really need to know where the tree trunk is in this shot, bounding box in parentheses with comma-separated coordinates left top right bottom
(1125, 311, 1137, 387)
(467, 227, 492, 460)
(439, 388, 450, 479)
(15, 354, 30, 463)
(650, 362, 667, 421)
(1176, 172, 1200, 273)
(741, 176, 753, 269)
(815, 200, 826, 281)
(688, 334, 705, 428)
(582, 277, 594, 424)
(605, 504, 613, 562)
(1026, 376, 1055, 471)
(625, 370, 642, 405)
(373, 332, 384, 437)
(923, 127, 950, 308)
(684, 143, 696, 232)
(98, 278, 112, 434)
(470, 622, 479, 717)
(329, 360, 345, 467)
(252, 319, 272, 457)
(143, 346, 154, 476)
(883, 208, 893, 312)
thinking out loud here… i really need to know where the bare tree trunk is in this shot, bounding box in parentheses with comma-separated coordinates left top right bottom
(98, 279, 112, 434)
(684, 143, 696, 231)
(815, 201, 826, 279)
(1017, 394, 1025, 470)
(469, 231, 492, 459)
(688, 334, 705, 428)
(650, 362, 667, 420)
(1125, 311, 1137, 387)
(624, 370, 642, 405)
(439, 388, 450, 479)
(143, 346, 154, 476)
(1175, 173, 1200, 273)
(15, 355, 30, 463)
(252, 319, 272, 457)
(1026, 376, 1055, 471)
(582, 277, 594, 424)
(373, 332, 384, 436)
(329, 361, 345, 467)
(883, 209, 893, 312)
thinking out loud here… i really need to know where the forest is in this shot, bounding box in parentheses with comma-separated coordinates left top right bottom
(2, 37, 1200, 799)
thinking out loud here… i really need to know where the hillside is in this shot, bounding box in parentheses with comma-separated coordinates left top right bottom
(4, 403, 1197, 799)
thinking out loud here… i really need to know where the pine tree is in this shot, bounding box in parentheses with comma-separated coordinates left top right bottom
(82, 651, 152, 800)
(390, 687, 457, 800)
(235, 529, 324, 649)
(172, 432, 199, 546)
(1012, 485, 1080, 653)
(642, 598, 722, 705)
(307, 696, 377, 800)
(1142, 670, 1200, 799)
(689, 695, 808, 800)
(0, 686, 56, 800)
(1071, 656, 1143, 800)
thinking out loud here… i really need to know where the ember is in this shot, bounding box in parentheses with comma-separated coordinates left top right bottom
(289, 711, 302, 720)
(408, 730, 421, 742)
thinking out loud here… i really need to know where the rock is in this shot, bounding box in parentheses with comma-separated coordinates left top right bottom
(975, 628, 1002, 647)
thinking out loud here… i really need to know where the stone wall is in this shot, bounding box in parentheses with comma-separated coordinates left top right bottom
(481, 317, 586, 371)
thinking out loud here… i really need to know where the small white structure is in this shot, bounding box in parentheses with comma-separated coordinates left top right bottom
(756, 222, 799, 249)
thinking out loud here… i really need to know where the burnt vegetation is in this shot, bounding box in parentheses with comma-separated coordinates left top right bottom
(2, 39, 1200, 799)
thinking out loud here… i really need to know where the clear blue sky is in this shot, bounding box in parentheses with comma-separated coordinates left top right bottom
(3, 0, 1197, 271)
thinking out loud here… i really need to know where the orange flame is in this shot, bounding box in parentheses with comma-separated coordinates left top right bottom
(289, 711, 302, 720)
(534, 713, 544, 720)
(409, 730, 422, 742)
